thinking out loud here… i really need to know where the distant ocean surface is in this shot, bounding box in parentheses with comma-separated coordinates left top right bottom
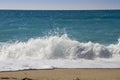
(0, 10, 120, 71)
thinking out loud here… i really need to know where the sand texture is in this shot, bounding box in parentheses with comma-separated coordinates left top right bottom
(0, 69, 120, 80)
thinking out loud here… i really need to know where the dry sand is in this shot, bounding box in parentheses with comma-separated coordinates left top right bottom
(0, 69, 120, 80)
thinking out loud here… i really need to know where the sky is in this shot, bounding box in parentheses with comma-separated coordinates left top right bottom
(0, 0, 120, 10)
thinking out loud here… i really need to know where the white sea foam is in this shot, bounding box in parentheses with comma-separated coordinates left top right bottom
(0, 34, 120, 71)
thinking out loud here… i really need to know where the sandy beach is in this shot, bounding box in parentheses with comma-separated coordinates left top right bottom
(0, 69, 120, 80)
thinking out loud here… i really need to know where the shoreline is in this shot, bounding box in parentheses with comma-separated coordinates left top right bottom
(0, 68, 120, 72)
(0, 68, 120, 80)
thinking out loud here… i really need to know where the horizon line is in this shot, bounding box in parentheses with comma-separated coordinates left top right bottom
(0, 9, 120, 11)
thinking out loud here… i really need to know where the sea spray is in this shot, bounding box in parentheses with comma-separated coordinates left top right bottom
(0, 34, 120, 60)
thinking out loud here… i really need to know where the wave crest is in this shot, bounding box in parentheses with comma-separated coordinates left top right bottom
(0, 34, 120, 60)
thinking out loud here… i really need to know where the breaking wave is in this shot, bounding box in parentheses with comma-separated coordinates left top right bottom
(0, 34, 120, 60)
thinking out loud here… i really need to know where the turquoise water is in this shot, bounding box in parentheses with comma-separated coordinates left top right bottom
(0, 10, 120, 44)
(0, 10, 120, 71)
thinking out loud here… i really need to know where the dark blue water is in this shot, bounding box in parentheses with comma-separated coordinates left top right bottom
(0, 10, 120, 44)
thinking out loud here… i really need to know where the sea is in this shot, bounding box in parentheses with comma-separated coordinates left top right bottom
(0, 10, 120, 71)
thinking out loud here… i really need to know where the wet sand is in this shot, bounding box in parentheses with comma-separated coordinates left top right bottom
(0, 69, 120, 80)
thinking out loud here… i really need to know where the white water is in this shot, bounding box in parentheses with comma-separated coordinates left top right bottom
(0, 34, 120, 71)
